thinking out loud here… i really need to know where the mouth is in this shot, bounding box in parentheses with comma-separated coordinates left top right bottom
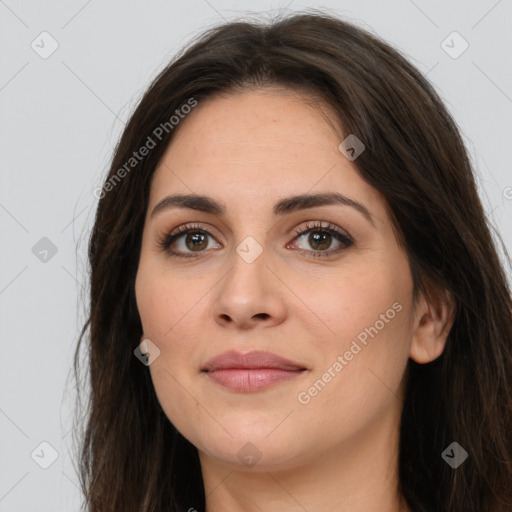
(201, 350, 309, 393)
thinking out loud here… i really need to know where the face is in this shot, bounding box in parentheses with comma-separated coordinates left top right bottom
(135, 87, 419, 472)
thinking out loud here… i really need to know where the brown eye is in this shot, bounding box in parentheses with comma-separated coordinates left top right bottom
(184, 232, 209, 251)
(290, 221, 354, 258)
(307, 231, 333, 251)
(158, 224, 222, 258)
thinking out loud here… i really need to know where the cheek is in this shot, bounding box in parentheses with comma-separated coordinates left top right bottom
(294, 267, 411, 407)
(292, 309, 410, 453)
(136, 263, 204, 342)
(148, 362, 218, 455)
(136, 270, 209, 443)
(297, 264, 408, 351)
(135, 267, 206, 416)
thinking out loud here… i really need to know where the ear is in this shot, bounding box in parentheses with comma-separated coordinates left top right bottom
(409, 287, 456, 364)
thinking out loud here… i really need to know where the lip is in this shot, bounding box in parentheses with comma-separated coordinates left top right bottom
(201, 350, 308, 392)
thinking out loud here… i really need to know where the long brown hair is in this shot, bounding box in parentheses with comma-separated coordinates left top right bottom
(73, 10, 512, 511)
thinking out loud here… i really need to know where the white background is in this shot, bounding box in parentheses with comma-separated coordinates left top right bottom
(1, 0, 511, 510)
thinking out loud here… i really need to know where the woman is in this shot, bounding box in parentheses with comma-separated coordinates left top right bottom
(74, 11, 512, 512)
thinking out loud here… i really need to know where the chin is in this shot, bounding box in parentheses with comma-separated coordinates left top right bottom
(196, 432, 308, 472)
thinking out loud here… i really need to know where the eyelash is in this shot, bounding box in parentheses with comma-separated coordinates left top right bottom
(157, 221, 354, 260)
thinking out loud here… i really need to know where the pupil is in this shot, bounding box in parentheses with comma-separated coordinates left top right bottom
(310, 231, 331, 250)
(186, 232, 207, 251)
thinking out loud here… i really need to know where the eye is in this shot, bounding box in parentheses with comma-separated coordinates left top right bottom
(158, 221, 354, 259)
(287, 221, 354, 258)
(157, 223, 221, 259)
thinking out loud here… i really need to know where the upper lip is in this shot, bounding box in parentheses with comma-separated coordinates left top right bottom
(202, 350, 307, 372)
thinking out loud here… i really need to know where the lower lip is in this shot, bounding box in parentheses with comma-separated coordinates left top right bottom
(204, 368, 305, 392)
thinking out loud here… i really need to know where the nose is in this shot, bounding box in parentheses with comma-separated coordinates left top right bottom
(211, 241, 287, 331)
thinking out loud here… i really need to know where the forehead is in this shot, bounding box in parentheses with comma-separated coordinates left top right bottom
(148, 88, 383, 218)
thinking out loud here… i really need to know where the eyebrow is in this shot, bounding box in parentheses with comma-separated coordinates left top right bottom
(150, 192, 375, 227)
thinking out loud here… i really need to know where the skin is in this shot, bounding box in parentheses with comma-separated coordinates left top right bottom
(135, 87, 455, 512)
